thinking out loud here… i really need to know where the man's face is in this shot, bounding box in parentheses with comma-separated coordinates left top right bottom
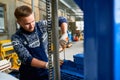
(18, 13, 35, 32)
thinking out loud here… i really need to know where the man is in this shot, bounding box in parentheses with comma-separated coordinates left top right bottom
(59, 16, 72, 50)
(59, 16, 68, 49)
(11, 5, 49, 80)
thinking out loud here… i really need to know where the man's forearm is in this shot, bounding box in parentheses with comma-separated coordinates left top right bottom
(31, 58, 47, 69)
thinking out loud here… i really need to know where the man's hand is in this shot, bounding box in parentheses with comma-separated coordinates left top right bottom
(59, 39, 67, 49)
(59, 59, 64, 66)
(59, 33, 68, 49)
(45, 59, 64, 69)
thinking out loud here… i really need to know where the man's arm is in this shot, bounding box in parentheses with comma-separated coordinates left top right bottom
(31, 58, 47, 69)
(11, 35, 48, 69)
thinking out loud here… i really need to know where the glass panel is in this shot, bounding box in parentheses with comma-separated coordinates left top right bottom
(0, 6, 5, 32)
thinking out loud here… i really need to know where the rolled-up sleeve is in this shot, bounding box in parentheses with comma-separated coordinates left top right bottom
(11, 35, 33, 66)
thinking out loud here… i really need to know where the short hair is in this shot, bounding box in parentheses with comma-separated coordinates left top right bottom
(14, 5, 33, 20)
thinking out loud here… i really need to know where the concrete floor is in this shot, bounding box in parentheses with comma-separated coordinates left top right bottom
(59, 40, 84, 61)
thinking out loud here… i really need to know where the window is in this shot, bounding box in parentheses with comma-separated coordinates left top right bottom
(0, 4, 5, 33)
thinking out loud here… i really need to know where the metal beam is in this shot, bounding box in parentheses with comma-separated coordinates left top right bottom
(51, 0, 61, 80)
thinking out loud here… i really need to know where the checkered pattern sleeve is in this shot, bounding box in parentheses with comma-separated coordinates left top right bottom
(11, 34, 33, 65)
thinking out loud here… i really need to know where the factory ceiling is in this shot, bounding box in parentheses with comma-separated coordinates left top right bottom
(59, 0, 83, 18)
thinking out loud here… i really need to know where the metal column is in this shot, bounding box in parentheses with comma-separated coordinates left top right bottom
(51, 0, 61, 80)
(46, 0, 60, 80)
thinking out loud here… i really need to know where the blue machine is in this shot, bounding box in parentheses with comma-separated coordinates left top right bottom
(74, 0, 120, 80)
(61, 54, 84, 80)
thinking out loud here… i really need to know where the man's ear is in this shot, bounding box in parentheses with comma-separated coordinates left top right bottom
(17, 20, 23, 27)
(16, 20, 21, 28)
(17, 20, 20, 24)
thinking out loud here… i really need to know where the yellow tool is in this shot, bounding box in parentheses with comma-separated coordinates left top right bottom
(0, 40, 20, 71)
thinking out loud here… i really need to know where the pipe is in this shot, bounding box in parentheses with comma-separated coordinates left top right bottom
(31, 0, 34, 12)
(51, 0, 61, 80)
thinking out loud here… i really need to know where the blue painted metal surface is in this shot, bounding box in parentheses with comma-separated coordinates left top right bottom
(61, 60, 84, 80)
(114, 0, 120, 80)
(73, 0, 120, 80)
(73, 53, 84, 65)
(84, 1, 114, 80)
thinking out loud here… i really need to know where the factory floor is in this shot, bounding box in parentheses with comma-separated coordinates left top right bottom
(60, 40, 84, 61)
